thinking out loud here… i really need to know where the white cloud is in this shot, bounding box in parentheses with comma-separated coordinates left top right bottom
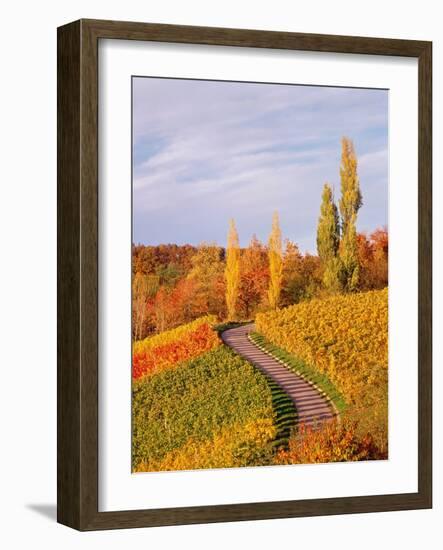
(132, 78, 388, 251)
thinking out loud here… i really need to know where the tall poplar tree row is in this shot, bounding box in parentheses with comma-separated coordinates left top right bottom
(316, 137, 362, 293)
(225, 219, 240, 320)
(316, 183, 342, 292)
(267, 211, 283, 309)
(339, 137, 362, 291)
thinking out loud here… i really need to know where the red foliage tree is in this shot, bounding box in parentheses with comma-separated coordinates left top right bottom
(357, 227, 388, 290)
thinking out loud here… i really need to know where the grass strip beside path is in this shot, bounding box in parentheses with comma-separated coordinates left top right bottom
(249, 332, 347, 415)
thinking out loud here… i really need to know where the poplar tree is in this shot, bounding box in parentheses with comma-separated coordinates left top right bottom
(340, 212, 360, 291)
(225, 219, 240, 320)
(267, 211, 283, 309)
(338, 137, 362, 291)
(316, 183, 342, 292)
(317, 183, 340, 262)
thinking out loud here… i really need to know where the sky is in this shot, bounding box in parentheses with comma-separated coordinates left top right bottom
(132, 77, 388, 253)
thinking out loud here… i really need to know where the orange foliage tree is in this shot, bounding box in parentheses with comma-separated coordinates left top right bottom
(238, 235, 269, 318)
(357, 227, 388, 290)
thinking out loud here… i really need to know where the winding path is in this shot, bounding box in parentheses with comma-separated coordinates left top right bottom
(221, 324, 335, 430)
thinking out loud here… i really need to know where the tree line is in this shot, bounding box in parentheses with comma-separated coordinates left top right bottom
(132, 137, 388, 338)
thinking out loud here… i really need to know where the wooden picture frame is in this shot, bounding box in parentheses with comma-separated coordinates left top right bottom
(57, 19, 432, 530)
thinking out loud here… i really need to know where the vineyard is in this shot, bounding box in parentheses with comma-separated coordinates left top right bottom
(132, 287, 388, 471)
(132, 345, 284, 472)
(132, 315, 220, 379)
(256, 288, 388, 451)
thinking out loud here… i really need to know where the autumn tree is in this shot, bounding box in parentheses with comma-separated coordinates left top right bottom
(225, 219, 240, 320)
(187, 242, 225, 318)
(152, 286, 175, 334)
(299, 253, 323, 298)
(317, 183, 340, 261)
(339, 137, 362, 233)
(338, 137, 362, 292)
(239, 235, 268, 318)
(282, 240, 323, 305)
(357, 227, 388, 290)
(370, 227, 388, 287)
(340, 212, 360, 291)
(132, 272, 160, 339)
(151, 277, 204, 333)
(316, 183, 342, 293)
(132, 243, 197, 277)
(281, 239, 303, 306)
(267, 211, 283, 309)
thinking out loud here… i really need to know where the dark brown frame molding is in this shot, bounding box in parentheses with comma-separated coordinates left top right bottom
(57, 19, 432, 530)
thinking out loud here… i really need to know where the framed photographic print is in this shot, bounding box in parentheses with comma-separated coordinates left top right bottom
(57, 19, 432, 530)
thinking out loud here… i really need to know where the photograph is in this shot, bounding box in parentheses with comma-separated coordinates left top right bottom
(0, 0, 435, 540)
(130, 76, 389, 473)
